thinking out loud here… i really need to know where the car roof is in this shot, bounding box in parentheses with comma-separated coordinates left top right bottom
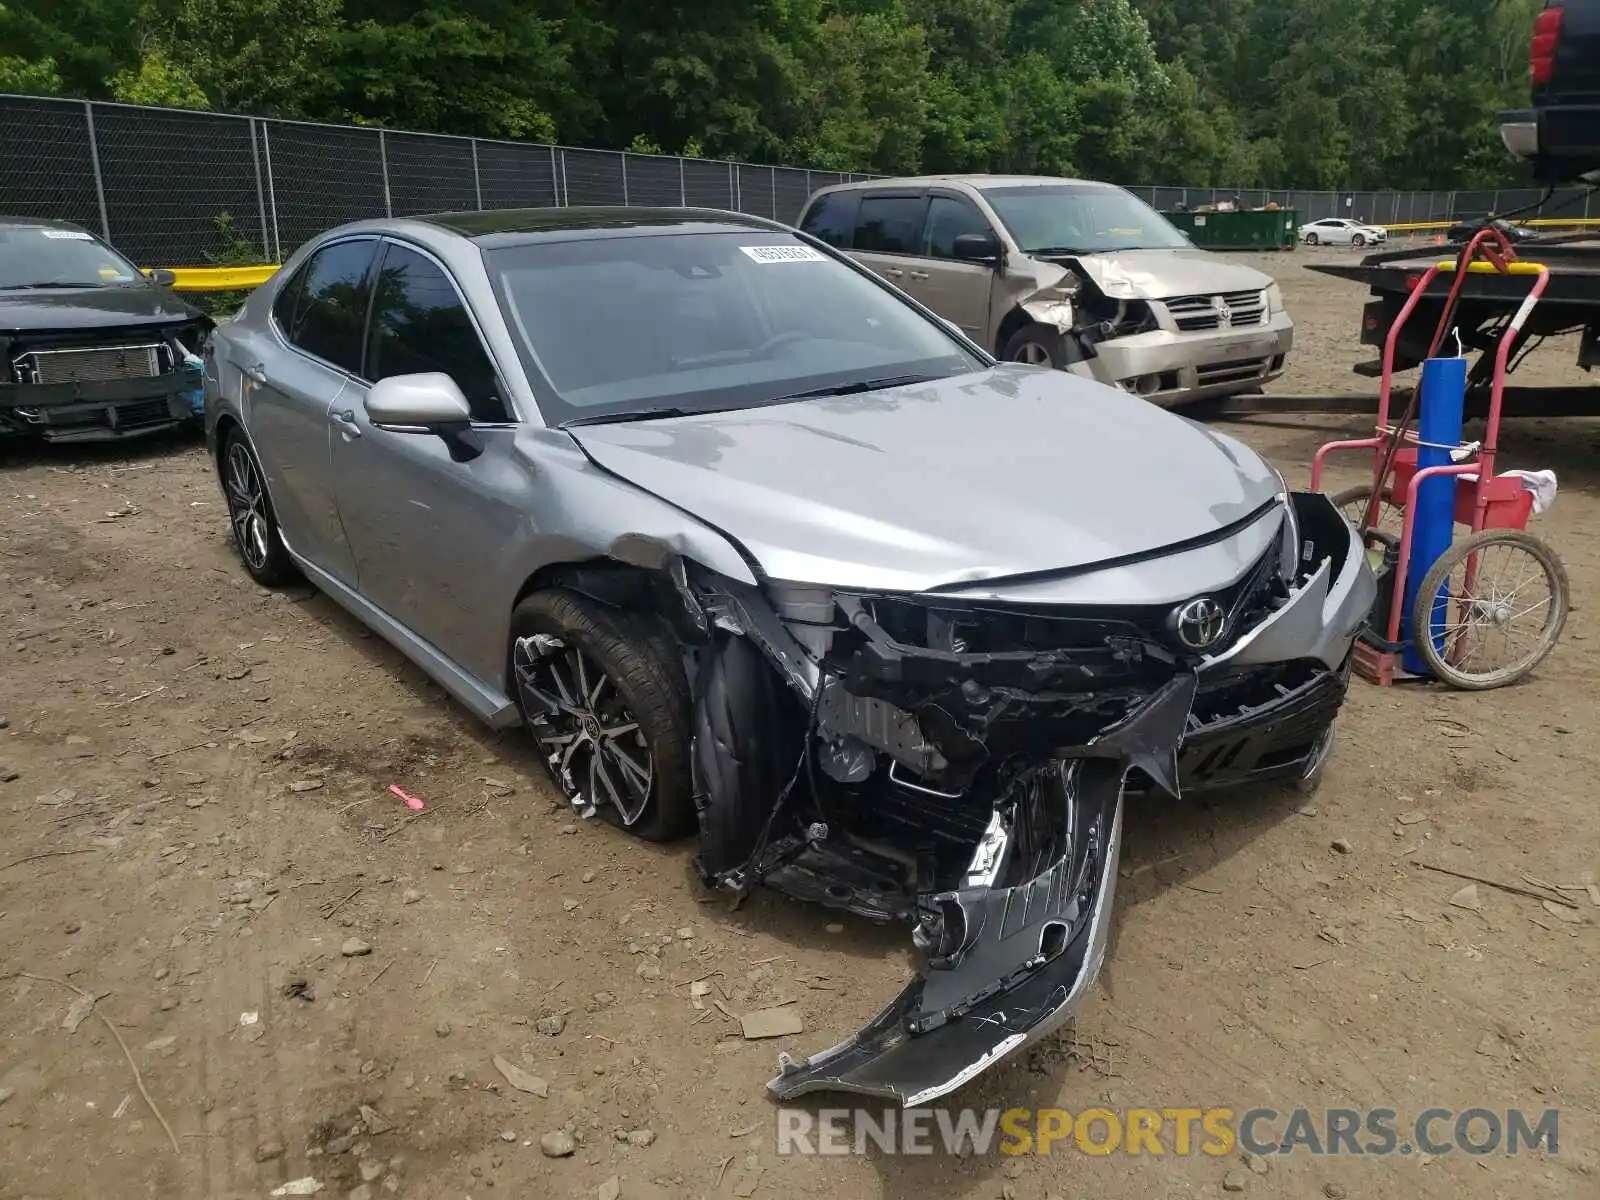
(405, 206, 789, 248)
(0, 215, 94, 234)
(818, 174, 1110, 193)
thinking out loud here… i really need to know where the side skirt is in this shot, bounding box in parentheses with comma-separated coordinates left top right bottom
(283, 539, 521, 730)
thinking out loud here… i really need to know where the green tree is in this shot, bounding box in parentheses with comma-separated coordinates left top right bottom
(108, 46, 209, 108)
(0, 52, 61, 95)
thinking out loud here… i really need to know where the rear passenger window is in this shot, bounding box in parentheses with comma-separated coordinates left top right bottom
(923, 196, 991, 259)
(276, 239, 376, 374)
(366, 243, 508, 423)
(853, 195, 924, 254)
(799, 192, 855, 247)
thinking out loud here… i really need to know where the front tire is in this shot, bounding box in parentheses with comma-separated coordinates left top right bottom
(220, 427, 299, 587)
(1304, 232, 1320, 246)
(1001, 322, 1080, 370)
(509, 590, 695, 842)
(1352, 233, 1367, 248)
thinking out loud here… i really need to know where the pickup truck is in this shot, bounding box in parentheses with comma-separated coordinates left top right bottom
(1499, 0, 1600, 182)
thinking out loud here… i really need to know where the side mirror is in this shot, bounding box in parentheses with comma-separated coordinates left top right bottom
(147, 268, 177, 287)
(952, 232, 1002, 265)
(365, 373, 482, 462)
(365, 372, 472, 430)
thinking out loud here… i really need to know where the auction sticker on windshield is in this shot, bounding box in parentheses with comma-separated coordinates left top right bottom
(41, 230, 94, 240)
(741, 244, 827, 264)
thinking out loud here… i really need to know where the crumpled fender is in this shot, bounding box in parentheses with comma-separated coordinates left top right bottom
(1020, 297, 1077, 334)
(1005, 257, 1080, 335)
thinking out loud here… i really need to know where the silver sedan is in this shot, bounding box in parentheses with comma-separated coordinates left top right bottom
(204, 207, 1374, 1105)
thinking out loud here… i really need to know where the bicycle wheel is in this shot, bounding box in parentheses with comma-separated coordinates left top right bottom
(1330, 483, 1404, 537)
(1411, 529, 1569, 690)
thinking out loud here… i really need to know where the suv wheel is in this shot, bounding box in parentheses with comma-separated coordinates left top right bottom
(1002, 323, 1079, 370)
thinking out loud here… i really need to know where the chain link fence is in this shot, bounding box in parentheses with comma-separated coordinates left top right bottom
(2, 94, 1594, 266)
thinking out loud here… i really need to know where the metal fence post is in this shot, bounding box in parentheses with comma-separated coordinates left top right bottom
(731, 162, 739, 211)
(621, 152, 630, 204)
(679, 156, 687, 205)
(1491, 190, 1501, 216)
(378, 130, 393, 217)
(247, 117, 271, 257)
(261, 122, 282, 262)
(559, 149, 569, 207)
(83, 102, 111, 241)
(471, 139, 483, 210)
(549, 145, 559, 206)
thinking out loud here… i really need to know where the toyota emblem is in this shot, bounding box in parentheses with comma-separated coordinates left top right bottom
(1172, 597, 1226, 650)
(1214, 298, 1233, 327)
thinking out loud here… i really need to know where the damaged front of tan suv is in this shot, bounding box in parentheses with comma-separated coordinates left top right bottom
(676, 489, 1372, 1106)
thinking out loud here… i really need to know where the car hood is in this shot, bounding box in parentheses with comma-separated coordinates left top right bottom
(1066, 248, 1274, 301)
(0, 286, 201, 334)
(566, 366, 1282, 593)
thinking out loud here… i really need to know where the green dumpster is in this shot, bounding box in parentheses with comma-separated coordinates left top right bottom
(1163, 209, 1299, 251)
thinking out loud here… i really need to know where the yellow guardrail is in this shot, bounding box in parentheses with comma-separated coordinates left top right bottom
(1384, 217, 1600, 233)
(143, 264, 281, 291)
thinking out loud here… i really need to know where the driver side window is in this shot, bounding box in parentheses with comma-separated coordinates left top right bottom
(922, 196, 992, 260)
(365, 243, 510, 423)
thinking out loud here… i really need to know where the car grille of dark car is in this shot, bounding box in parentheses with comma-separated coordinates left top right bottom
(14, 342, 175, 385)
(1163, 289, 1267, 332)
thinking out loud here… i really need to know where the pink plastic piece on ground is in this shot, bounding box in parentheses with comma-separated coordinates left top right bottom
(389, 784, 425, 811)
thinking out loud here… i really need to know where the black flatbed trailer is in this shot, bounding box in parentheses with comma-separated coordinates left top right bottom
(1213, 233, 1600, 418)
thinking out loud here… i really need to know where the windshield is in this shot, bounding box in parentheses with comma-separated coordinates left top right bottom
(983, 185, 1192, 255)
(484, 230, 984, 424)
(0, 225, 145, 289)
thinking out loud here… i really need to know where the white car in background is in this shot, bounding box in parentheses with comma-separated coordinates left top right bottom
(1298, 218, 1389, 247)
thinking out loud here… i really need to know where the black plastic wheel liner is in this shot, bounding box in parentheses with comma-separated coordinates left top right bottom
(691, 632, 804, 877)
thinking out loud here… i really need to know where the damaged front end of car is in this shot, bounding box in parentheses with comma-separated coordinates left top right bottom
(680, 567, 1200, 1104)
(659, 486, 1373, 1105)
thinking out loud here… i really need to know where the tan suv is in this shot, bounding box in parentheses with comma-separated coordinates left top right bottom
(797, 175, 1294, 407)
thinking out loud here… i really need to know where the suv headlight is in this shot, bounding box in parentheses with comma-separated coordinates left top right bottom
(1264, 283, 1286, 315)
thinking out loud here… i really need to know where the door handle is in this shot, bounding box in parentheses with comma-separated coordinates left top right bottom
(907, 270, 929, 281)
(330, 408, 362, 438)
(884, 268, 904, 278)
(243, 363, 267, 385)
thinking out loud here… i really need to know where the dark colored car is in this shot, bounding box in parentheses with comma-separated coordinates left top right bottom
(0, 217, 210, 442)
(1499, 0, 1600, 182)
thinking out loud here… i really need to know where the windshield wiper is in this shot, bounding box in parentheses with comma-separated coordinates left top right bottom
(774, 373, 946, 402)
(1023, 245, 1091, 257)
(2, 281, 107, 290)
(561, 406, 698, 428)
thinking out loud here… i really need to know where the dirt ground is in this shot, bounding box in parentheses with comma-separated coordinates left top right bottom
(1, 246, 1597, 1200)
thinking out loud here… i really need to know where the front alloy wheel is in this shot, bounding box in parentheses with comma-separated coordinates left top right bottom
(514, 636, 654, 826)
(508, 589, 695, 842)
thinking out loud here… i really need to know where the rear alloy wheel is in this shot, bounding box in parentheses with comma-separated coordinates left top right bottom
(220, 427, 298, 586)
(509, 590, 695, 842)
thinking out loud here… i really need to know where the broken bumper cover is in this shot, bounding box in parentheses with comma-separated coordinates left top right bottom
(0, 370, 202, 441)
(767, 677, 1195, 1106)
